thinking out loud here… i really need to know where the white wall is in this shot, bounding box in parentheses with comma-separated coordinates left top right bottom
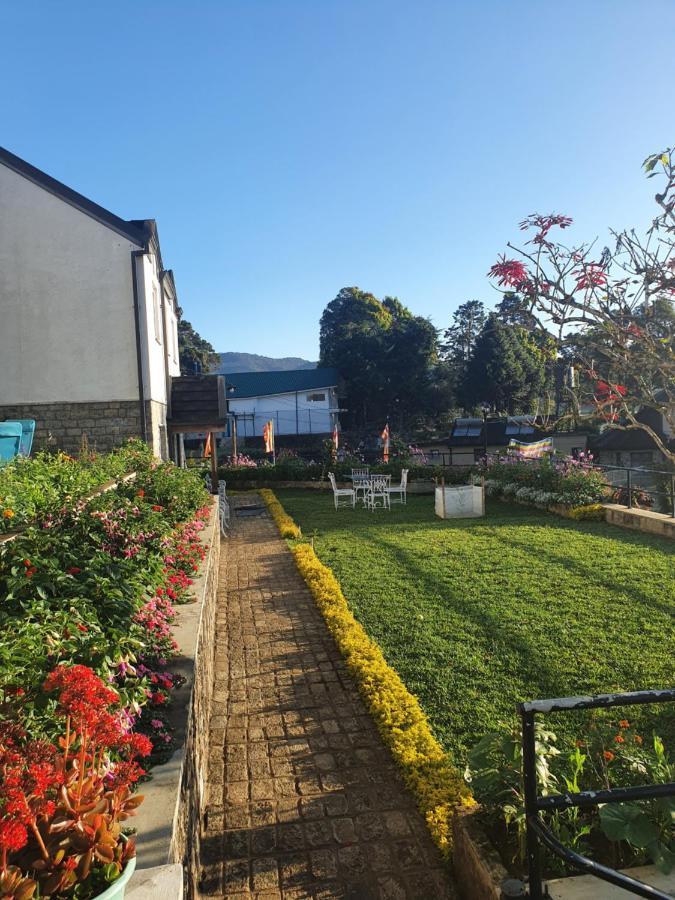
(229, 387, 337, 436)
(137, 253, 169, 405)
(0, 163, 141, 404)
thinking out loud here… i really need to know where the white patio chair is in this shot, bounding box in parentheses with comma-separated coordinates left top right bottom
(328, 472, 355, 510)
(219, 494, 231, 534)
(387, 469, 408, 505)
(365, 474, 391, 510)
(351, 467, 370, 504)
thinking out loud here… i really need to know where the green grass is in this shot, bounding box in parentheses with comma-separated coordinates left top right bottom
(278, 490, 675, 763)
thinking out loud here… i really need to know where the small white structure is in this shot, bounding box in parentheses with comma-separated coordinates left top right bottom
(435, 483, 484, 519)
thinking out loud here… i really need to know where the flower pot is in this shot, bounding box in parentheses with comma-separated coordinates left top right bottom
(92, 855, 137, 900)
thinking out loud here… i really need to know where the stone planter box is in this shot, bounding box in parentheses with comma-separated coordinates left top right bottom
(435, 484, 484, 518)
(129, 496, 221, 899)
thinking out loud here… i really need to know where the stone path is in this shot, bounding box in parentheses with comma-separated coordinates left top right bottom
(199, 497, 456, 900)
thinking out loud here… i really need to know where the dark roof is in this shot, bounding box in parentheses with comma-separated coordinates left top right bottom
(591, 426, 674, 453)
(0, 145, 151, 246)
(224, 368, 338, 399)
(167, 375, 227, 431)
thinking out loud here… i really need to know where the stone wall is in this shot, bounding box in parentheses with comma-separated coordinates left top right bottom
(131, 497, 221, 898)
(0, 400, 143, 454)
(603, 503, 675, 540)
(0, 399, 171, 459)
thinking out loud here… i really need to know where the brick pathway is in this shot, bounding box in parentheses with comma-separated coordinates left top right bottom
(200, 497, 456, 900)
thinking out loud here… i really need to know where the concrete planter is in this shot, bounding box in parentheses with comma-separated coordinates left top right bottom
(435, 484, 484, 518)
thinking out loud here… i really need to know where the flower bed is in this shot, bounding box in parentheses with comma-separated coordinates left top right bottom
(0, 443, 211, 896)
(482, 452, 608, 509)
(0, 440, 152, 534)
(465, 718, 675, 883)
(262, 489, 473, 857)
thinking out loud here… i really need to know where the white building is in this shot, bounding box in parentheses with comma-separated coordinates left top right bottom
(0, 146, 181, 458)
(225, 369, 340, 437)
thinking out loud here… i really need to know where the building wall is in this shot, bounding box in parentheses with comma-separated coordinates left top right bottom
(0, 163, 141, 404)
(229, 386, 337, 437)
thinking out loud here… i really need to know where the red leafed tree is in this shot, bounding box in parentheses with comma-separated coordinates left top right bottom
(488, 151, 675, 464)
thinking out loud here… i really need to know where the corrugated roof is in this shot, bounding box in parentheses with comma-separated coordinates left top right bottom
(224, 368, 338, 399)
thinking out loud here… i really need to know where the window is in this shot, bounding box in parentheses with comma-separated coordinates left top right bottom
(152, 285, 162, 344)
(307, 392, 326, 402)
(172, 322, 179, 363)
(453, 418, 482, 437)
(505, 416, 535, 436)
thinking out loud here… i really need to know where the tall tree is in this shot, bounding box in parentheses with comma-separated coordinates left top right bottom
(177, 319, 219, 375)
(460, 315, 547, 414)
(319, 286, 439, 429)
(441, 300, 486, 365)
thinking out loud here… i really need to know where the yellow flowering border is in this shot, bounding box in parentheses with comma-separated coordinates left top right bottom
(262, 490, 473, 856)
(259, 488, 302, 539)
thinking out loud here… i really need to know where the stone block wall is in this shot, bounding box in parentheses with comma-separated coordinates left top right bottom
(170, 500, 222, 897)
(0, 399, 171, 459)
(0, 400, 143, 454)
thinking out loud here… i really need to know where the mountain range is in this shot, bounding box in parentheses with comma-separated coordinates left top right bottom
(212, 352, 316, 373)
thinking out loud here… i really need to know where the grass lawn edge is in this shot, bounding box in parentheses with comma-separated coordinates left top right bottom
(261, 488, 474, 858)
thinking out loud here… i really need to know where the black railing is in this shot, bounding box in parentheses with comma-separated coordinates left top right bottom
(511, 689, 675, 899)
(593, 463, 675, 517)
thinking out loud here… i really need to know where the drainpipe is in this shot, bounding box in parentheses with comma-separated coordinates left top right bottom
(158, 270, 173, 460)
(131, 250, 148, 443)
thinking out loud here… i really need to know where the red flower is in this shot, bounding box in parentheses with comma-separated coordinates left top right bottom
(67, 566, 82, 575)
(152, 505, 163, 512)
(0, 818, 28, 852)
(136, 489, 145, 498)
(488, 256, 529, 287)
(76, 624, 88, 633)
(574, 263, 607, 291)
(603, 750, 615, 762)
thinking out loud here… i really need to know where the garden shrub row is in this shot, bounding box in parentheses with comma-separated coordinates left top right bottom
(218, 461, 474, 486)
(259, 489, 301, 539)
(0, 440, 152, 533)
(483, 452, 608, 508)
(0, 443, 211, 897)
(263, 490, 473, 856)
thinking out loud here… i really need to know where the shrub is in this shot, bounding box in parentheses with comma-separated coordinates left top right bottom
(259, 489, 301, 539)
(567, 503, 606, 521)
(482, 453, 608, 508)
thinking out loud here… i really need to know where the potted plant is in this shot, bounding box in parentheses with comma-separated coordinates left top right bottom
(0, 665, 150, 899)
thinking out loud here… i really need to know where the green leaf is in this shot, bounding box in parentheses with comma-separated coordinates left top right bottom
(598, 802, 640, 841)
(625, 814, 660, 848)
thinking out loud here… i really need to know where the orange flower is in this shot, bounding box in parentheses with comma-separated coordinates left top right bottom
(614, 734, 625, 744)
(2, 509, 15, 519)
(603, 750, 615, 762)
(619, 719, 630, 729)
(575, 739, 585, 748)
(634, 735, 643, 745)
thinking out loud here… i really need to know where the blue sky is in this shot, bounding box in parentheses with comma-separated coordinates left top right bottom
(3, 1, 674, 359)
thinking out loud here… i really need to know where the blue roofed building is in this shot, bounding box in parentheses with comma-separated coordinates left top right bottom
(224, 368, 340, 437)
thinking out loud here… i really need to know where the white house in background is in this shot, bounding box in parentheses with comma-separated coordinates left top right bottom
(225, 368, 340, 437)
(0, 146, 181, 458)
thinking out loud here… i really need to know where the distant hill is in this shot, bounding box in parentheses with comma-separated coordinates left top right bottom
(212, 352, 317, 374)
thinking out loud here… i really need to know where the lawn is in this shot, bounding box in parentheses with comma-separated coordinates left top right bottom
(277, 490, 675, 763)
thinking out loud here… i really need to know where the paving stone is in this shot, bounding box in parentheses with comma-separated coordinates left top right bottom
(196, 500, 455, 899)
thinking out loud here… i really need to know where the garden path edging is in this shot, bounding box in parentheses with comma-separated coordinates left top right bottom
(130, 495, 221, 898)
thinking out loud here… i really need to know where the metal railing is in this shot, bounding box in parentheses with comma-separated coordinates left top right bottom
(508, 689, 675, 899)
(594, 463, 675, 517)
